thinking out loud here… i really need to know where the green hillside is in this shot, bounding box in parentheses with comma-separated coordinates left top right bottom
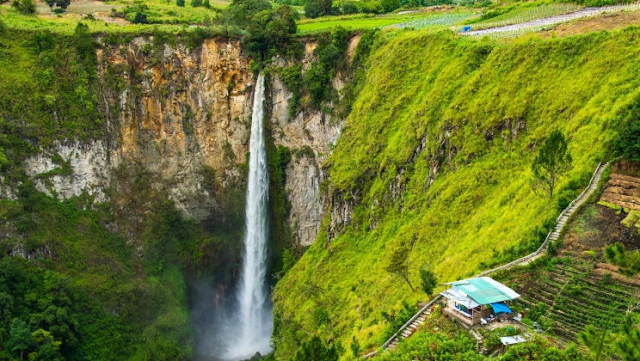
(272, 28, 640, 359)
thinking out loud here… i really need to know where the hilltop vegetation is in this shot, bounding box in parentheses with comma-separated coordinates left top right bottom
(272, 28, 640, 359)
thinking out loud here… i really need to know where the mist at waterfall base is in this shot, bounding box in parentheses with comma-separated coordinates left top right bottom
(191, 74, 273, 361)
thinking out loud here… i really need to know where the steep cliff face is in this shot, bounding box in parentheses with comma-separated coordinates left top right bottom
(19, 36, 342, 248)
(269, 73, 342, 246)
(99, 37, 253, 222)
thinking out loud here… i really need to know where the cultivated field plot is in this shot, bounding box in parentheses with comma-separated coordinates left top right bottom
(509, 258, 640, 340)
(393, 12, 473, 29)
(34, 0, 118, 14)
(463, 3, 640, 37)
(297, 10, 472, 34)
(458, 3, 581, 32)
(1, 0, 227, 32)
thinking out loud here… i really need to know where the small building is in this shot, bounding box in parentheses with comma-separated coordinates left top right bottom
(440, 276, 520, 328)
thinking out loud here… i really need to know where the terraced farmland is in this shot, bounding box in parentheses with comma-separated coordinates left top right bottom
(500, 256, 640, 341)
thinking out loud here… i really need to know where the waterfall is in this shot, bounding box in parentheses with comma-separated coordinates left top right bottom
(225, 73, 273, 359)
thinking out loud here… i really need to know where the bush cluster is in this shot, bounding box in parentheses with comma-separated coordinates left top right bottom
(218, 0, 299, 62)
(279, 27, 351, 116)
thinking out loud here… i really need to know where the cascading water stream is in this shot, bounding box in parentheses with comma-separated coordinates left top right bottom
(225, 73, 272, 359)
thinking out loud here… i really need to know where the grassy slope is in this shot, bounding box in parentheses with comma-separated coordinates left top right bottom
(491, 168, 640, 342)
(273, 28, 640, 359)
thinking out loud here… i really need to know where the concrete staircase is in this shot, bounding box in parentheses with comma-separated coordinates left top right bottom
(550, 170, 604, 242)
(387, 306, 433, 350)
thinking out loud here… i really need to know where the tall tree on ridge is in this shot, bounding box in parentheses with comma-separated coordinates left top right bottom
(531, 129, 572, 198)
(386, 241, 414, 292)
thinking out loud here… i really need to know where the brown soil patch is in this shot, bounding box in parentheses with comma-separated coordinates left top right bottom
(561, 206, 640, 256)
(600, 172, 640, 210)
(591, 267, 640, 286)
(540, 10, 640, 38)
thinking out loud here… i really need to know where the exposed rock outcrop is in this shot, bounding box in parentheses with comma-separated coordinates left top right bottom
(268, 75, 343, 246)
(17, 37, 345, 247)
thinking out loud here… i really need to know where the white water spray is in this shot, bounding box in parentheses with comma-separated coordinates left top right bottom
(225, 73, 272, 359)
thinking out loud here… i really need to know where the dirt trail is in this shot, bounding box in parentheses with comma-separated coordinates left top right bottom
(463, 3, 640, 36)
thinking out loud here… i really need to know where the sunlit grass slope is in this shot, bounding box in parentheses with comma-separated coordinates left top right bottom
(273, 28, 640, 359)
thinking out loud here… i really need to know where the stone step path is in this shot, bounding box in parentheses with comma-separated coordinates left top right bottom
(362, 162, 608, 359)
(463, 3, 640, 37)
(387, 305, 433, 350)
(521, 162, 607, 266)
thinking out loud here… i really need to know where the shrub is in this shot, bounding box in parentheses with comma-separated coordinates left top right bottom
(177, 0, 185, 7)
(11, 0, 36, 15)
(341, 1, 358, 14)
(289, 336, 339, 361)
(304, 0, 332, 18)
(614, 98, 640, 162)
(531, 129, 572, 198)
(380, 0, 400, 13)
(132, 12, 148, 24)
(605, 242, 640, 276)
(56, 0, 69, 10)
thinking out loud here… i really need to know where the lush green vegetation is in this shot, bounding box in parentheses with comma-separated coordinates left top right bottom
(296, 10, 472, 34)
(0, 22, 245, 360)
(459, 3, 581, 31)
(0, 184, 201, 360)
(375, 307, 588, 361)
(0, 26, 102, 175)
(605, 242, 640, 276)
(273, 28, 640, 359)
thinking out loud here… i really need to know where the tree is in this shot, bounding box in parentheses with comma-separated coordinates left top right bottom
(350, 336, 360, 357)
(289, 336, 339, 361)
(55, 0, 69, 10)
(191, 0, 202, 7)
(386, 241, 414, 292)
(266, 5, 298, 48)
(30, 329, 63, 361)
(7, 319, 33, 361)
(45, 0, 55, 10)
(380, 0, 399, 12)
(615, 317, 640, 361)
(614, 99, 640, 162)
(176, 0, 185, 6)
(341, 1, 358, 14)
(11, 0, 36, 15)
(0, 148, 8, 171)
(419, 265, 438, 299)
(132, 11, 148, 24)
(304, 0, 331, 18)
(531, 129, 572, 198)
(578, 325, 613, 361)
(73, 23, 96, 65)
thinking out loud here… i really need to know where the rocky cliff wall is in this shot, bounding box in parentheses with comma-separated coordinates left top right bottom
(19, 36, 344, 247)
